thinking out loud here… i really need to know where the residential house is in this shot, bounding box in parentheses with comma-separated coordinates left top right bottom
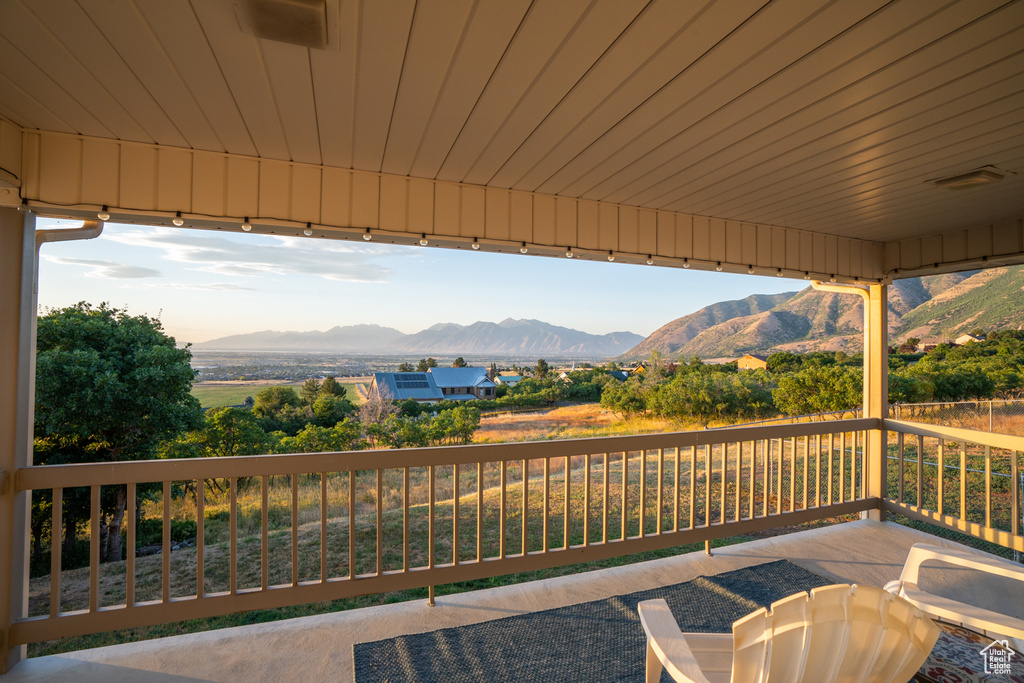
(735, 354, 769, 370)
(428, 367, 497, 400)
(367, 372, 444, 404)
(954, 333, 985, 345)
(495, 375, 525, 387)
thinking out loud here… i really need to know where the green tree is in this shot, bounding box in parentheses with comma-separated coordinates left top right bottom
(397, 362, 415, 372)
(535, 358, 550, 378)
(416, 358, 429, 372)
(252, 386, 305, 434)
(773, 365, 862, 416)
(452, 356, 467, 368)
(319, 376, 347, 399)
(300, 378, 321, 407)
(34, 303, 202, 563)
(312, 394, 355, 426)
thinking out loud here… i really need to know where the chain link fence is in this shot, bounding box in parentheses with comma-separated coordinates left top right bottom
(889, 400, 1024, 435)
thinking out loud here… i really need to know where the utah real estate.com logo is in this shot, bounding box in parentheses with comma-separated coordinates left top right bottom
(980, 640, 1016, 675)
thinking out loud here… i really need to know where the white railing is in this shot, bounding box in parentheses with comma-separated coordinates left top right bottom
(12, 420, 876, 646)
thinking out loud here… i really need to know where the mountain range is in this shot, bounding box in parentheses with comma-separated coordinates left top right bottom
(621, 265, 1024, 360)
(196, 266, 1024, 360)
(194, 318, 645, 357)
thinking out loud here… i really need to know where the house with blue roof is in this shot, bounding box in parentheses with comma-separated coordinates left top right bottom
(428, 367, 497, 400)
(368, 367, 497, 404)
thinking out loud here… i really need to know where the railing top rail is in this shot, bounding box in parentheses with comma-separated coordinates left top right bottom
(16, 418, 879, 490)
(884, 419, 1024, 451)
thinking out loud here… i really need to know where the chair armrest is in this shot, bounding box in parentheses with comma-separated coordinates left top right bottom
(638, 599, 715, 683)
(899, 585, 1024, 642)
(900, 543, 1024, 586)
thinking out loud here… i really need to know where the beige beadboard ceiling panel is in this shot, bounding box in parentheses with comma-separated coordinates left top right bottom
(0, 0, 1021, 279)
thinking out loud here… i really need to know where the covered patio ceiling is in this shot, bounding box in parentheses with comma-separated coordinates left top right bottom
(0, 0, 1022, 281)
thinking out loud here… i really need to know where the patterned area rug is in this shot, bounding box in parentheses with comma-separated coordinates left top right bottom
(353, 560, 832, 683)
(913, 621, 1024, 682)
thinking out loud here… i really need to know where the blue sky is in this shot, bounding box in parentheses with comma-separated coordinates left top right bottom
(36, 220, 807, 345)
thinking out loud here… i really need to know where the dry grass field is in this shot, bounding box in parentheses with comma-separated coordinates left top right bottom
(475, 404, 694, 442)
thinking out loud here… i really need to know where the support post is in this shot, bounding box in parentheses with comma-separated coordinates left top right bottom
(0, 207, 36, 673)
(864, 284, 888, 521)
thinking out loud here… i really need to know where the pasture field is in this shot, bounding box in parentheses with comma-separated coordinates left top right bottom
(191, 380, 366, 409)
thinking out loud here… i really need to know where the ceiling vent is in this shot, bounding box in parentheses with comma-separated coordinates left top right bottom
(234, 0, 333, 50)
(930, 166, 1008, 190)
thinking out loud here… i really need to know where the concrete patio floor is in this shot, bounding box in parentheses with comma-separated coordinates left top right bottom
(3, 519, 1017, 682)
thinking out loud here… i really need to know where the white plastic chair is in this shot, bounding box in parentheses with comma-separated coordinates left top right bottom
(637, 583, 939, 683)
(884, 542, 1024, 649)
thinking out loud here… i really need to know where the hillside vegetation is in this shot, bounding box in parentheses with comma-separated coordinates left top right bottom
(622, 266, 1024, 360)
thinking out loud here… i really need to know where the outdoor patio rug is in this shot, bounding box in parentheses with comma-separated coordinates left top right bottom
(353, 559, 833, 682)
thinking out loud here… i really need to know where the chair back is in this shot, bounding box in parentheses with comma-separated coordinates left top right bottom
(730, 584, 939, 682)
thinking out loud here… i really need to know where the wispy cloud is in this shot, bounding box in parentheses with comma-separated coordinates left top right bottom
(104, 228, 397, 282)
(138, 282, 257, 291)
(43, 256, 162, 279)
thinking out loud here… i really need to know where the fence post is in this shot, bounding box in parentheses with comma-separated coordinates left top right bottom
(0, 209, 37, 673)
(990, 400, 994, 433)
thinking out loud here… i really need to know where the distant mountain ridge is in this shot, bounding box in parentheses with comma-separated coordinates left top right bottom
(620, 266, 1024, 360)
(194, 318, 643, 357)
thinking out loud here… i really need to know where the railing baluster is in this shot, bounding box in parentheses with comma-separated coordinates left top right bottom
(162, 481, 171, 602)
(290, 474, 298, 587)
(748, 441, 755, 519)
(776, 439, 783, 515)
(640, 450, 647, 537)
(735, 443, 741, 522)
(324, 472, 331, 581)
(763, 439, 770, 517)
(850, 431, 857, 500)
(658, 448, 665, 534)
(89, 485, 101, 612)
(197, 480, 204, 598)
(917, 435, 924, 509)
(404, 467, 410, 571)
(898, 432, 905, 504)
(584, 454, 591, 545)
(859, 430, 865, 499)
(689, 446, 696, 529)
(815, 435, 821, 508)
(348, 470, 355, 579)
(259, 477, 269, 589)
(522, 458, 529, 554)
(828, 433, 834, 506)
(50, 487, 62, 617)
(500, 460, 506, 559)
(453, 464, 460, 565)
(622, 451, 629, 540)
(128, 482, 137, 604)
(376, 468, 384, 574)
(563, 456, 569, 549)
(1012, 450, 1020, 540)
(960, 443, 967, 522)
(938, 440, 944, 515)
(719, 445, 726, 524)
(984, 446, 991, 529)
(789, 437, 796, 513)
(705, 446, 712, 527)
(544, 458, 550, 552)
(428, 464, 435, 568)
(603, 453, 609, 544)
(230, 477, 238, 594)
(802, 436, 808, 511)
(674, 446, 681, 531)
(476, 462, 483, 563)
(840, 432, 846, 504)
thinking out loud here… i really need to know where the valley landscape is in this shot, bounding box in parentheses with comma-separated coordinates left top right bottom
(189, 265, 1024, 367)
